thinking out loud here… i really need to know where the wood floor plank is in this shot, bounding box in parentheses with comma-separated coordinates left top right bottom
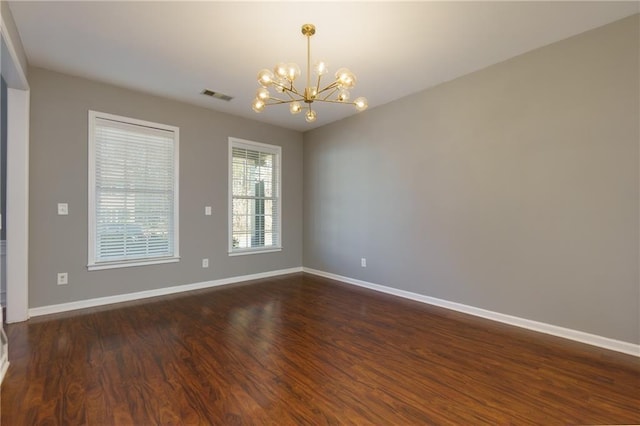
(2, 272, 639, 424)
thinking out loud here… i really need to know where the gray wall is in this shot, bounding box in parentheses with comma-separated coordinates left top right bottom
(29, 67, 303, 308)
(1, 76, 6, 239)
(303, 15, 639, 344)
(1, 76, 6, 305)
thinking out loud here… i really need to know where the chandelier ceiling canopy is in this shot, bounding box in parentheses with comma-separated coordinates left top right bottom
(252, 24, 368, 123)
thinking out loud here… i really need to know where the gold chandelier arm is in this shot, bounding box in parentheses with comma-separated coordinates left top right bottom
(272, 79, 302, 96)
(284, 89, 300, 101)
(317, 80, 340, 95)
(321, 87, 339, 101)
(314, 98, 357, 105)
(271, 80, 286, 91)
(262, 84, 305, 107)
(265, 97, 300, 105)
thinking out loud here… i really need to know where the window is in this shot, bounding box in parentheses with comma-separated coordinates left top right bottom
(229, 137, 281, 255)
(88, 111, 179, 270)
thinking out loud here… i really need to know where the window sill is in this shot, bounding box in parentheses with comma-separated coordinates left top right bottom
(228, 248, 282, 257)
(88, 256, 180, 271)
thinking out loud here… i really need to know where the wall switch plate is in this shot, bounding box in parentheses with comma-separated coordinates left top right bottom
(361, 258, 367, 268)
(57, 272, 68, 285)
(202, 258, 209, 268)
(57, 203, 69, 215)
(205, 206, 212, 216)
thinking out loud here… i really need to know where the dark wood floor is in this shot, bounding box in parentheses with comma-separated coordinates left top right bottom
(1, 273, 639, 424)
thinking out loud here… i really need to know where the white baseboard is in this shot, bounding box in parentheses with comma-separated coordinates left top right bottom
(0, 307, 7, 385)
(303, 267, 640, 357)
(0, 355, 8, 385)
(0, 240, 5, 307)
(28, 267, 303, 318)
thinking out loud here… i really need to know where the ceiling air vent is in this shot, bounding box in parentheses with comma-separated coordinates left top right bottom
(202, 89, 233, 101)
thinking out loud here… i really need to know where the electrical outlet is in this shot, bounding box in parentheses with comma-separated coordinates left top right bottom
(202, 258, 209, 268)
(361, 258, 367, 268)
(57, 272, 68, 285)
(205, 206, 212, 216)
(57, 203, 68, 215)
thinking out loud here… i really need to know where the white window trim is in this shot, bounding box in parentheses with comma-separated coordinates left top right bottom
(228, 137, 282, 255)
(228, 248, 282, 257)
(87, 110, 180, 271)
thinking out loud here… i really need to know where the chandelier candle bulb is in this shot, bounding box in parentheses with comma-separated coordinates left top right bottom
(275, 63, 288, 79)
(354, 97, 368, 111)
(315, 61, 329, 76)
(252, 23, 367, 122)
(257, 69, 274, 87)
(290, 102, 302, 114)
(286, 63, 301, 82)
(305, 110, 317, 123)
(256, 88, 270, 101)
(252, 98, 265, 112)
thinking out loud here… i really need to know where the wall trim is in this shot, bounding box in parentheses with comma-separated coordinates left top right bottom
(28, 267, 303, 317)
(0, 304, 7, 385)
(0, 240, 5, 307)
(6, 87, 30, 323)
(303, 267, 640, 357)
(0, 356, 8, 384)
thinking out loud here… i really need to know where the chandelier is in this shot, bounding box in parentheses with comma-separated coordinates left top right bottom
(252, 24, 368, 123)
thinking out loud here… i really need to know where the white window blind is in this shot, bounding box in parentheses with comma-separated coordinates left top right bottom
(88, 111, 179, 269)
(229, 138, 281, 254)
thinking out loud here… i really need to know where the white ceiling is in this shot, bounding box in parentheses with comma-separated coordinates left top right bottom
(8, 1, 639, 132)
